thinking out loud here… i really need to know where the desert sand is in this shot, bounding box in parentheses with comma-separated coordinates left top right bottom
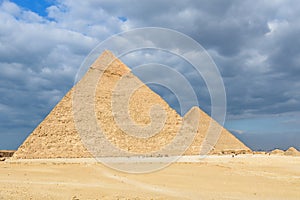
(0, 155, 299, 200)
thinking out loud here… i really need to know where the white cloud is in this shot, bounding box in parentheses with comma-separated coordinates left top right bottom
(46, 0, 131, 39)
(266, 20, 289, 36)
(231, 129, 245, 135)
(1, 0, 20, 15)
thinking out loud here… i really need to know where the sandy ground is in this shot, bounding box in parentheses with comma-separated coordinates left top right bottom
(0, 155, 299, 200)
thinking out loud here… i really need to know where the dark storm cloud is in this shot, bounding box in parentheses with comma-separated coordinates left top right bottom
(73, 0, 300, 118)
(120, 50, 211, 115)
(1, 0, 300, 150)
(0, 1, 100, 147)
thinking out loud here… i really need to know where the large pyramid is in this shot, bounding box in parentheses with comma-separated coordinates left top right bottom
(13, 51, 250, 159)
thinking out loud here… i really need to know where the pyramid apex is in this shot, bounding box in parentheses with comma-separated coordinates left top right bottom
(102, 49, 115, 56)
(184, 106, 205, 116)
(97, 49, 116, 61)
(183, 106, 201, 120)
(186, 106, 199, 113)
(90, 50, 130, 73)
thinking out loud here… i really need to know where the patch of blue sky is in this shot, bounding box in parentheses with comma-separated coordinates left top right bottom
(225, 115, 300, 134)
(118, 16, 127, 22)
(10, 0, 54, 17)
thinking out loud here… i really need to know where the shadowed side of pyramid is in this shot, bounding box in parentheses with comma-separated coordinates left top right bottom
(13, 51, 126, 159)
(13, 50, 251, 159)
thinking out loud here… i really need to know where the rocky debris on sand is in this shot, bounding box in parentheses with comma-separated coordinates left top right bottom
(0, 150, 15, 158)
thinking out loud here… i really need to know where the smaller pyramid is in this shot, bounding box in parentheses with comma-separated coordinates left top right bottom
(284, 147, 300, 156)
(184, 107, 251, 155)
(270, 149, 285, 155)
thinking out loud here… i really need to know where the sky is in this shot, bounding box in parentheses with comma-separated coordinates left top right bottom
(0, 0, 299, 151)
